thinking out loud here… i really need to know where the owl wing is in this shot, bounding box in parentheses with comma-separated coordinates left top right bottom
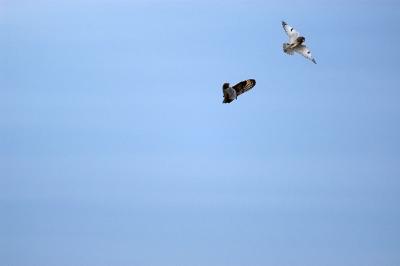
(282, 21, 300, 43)
(294, 45, 316, 64)
(232, 79, 256, 97)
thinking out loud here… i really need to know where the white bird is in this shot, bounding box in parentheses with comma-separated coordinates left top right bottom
(222, 79, 256, 104)
(282, 21, 316, 64)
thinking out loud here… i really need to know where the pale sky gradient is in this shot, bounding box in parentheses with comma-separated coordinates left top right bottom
(1, 1, 400, 265)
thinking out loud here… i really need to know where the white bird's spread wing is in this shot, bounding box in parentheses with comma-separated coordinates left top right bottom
(294, 45, 317, 64)
(282, 21, 300, 43)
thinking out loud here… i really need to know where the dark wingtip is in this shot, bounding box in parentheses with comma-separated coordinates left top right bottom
(312, 59, 317, 64)
(282, 21, 287, 26)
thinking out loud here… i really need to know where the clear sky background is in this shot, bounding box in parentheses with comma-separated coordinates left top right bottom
(1, 0, 400, 265)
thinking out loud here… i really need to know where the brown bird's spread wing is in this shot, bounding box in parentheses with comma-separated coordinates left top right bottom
(232, 79, 256, 97)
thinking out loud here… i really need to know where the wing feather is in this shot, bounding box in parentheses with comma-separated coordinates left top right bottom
(232, 79, 256, 97)
(282, 21, 300, 43)
(294, 45, 316, 64)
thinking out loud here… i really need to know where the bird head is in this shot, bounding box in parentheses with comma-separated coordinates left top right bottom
(297, 36, 305, 44)
(222, 83, 230, 90)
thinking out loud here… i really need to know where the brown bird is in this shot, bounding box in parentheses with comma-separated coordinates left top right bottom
(222, 79, 256, 104)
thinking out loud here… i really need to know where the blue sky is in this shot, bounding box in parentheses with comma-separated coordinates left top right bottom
(1, 0, 400, 265)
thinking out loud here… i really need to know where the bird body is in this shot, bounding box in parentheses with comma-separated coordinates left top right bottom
(223, 85, 237, 103)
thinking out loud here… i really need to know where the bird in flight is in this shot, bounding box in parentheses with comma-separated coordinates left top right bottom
(222, 79, 256, 104)
(282, 21, 316, 64)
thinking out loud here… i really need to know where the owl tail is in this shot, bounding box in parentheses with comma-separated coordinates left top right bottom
(283, 43, 293, 55)
(283, 43, 289, 53)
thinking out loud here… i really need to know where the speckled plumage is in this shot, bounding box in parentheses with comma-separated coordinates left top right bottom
(282, 21, 317, 64)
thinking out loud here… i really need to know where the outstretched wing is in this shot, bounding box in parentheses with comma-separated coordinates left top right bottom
(294, 45, 317, 64)
(282, 21, 300, 43)
(232, 79, 256, 97)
